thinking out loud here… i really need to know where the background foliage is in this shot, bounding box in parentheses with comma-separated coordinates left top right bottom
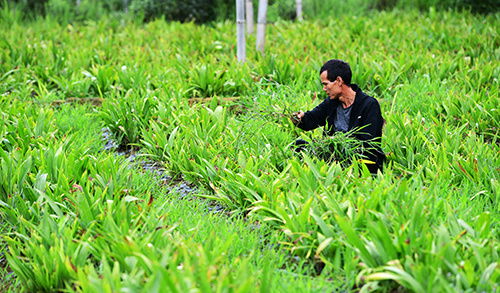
(3, 0, 499, 23)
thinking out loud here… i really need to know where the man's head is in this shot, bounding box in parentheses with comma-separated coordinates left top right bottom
(319, 59, 352, 100)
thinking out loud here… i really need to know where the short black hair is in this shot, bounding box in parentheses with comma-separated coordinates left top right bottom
(319, 59, 352, 85)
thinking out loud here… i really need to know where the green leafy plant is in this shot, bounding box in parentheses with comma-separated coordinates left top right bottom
(98, 91, 158, 148)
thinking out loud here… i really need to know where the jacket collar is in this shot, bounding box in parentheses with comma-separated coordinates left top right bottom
(350, 84, 365, 105)
(348, 84, 366, 127)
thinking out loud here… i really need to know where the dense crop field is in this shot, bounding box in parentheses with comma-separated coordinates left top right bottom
(0, 7, 498, 292)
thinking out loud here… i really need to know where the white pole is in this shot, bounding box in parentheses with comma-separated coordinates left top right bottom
(123, 0, 129, 13)
(256, 0, 267, 54)
(76, 0, 81, 7)
(246, 0, 254, 34)
(236, 0, 246, 62)
(296, 0, 303, 21)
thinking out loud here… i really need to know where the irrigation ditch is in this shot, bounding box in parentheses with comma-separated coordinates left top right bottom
(101, 127, 228, 216)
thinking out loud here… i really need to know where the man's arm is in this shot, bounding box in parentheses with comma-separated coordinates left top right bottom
(354, 98, 383, 142)
(353, 98, 384, 166)
(293, 98, 332, 131)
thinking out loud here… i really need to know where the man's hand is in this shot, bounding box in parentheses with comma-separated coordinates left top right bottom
(291, 111, 305, 125)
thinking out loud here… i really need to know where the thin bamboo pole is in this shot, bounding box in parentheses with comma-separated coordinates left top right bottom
(296, 0, 303, 21)
(256, 0, 267, 54)
(236, 0, 246, 62)
(246, 0, 254, 34)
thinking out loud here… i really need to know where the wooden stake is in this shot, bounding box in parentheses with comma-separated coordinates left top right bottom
(256, 0, 268, 54)
(246, 0, 254, 34)
(236, 0, 246, 62)
(296, 0, 303, 21)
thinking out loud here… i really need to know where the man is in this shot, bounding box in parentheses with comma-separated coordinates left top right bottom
(292, 59, 386, 173)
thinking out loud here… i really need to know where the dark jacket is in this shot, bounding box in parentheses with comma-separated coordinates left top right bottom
(297, 84, 386, 173)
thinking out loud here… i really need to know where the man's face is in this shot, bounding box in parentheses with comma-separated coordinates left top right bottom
(320, 71, 341, 100)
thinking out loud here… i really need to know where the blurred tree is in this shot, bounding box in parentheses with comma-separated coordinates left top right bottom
(1, 0, 497, 23)
(130, 0, 236, 23)
(5, 0, 49, 14)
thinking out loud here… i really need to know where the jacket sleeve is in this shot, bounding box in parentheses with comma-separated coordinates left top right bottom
(355, 98, 383, 142)
(354, 98, 385, 166)
(297, 98, 331, 131)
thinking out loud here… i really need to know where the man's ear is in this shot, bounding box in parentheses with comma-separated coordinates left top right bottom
(337, 76, 344, 85)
